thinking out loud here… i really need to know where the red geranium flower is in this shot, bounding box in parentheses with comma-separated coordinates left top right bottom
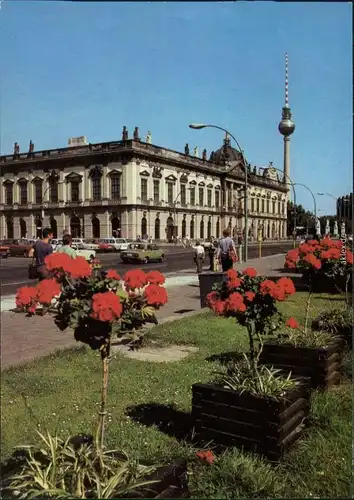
(286, 317, 299, 329)
(146, 270, 166, 285)
(226, 292, 246, 312)
(45, 252, 72, 273)
(245, 291, 256, 302)
(242, 267, 257, 277)
(346, 250, 353, 265)
(276, 277, 296, 296)
(36, 279, 62, 305)
(68, 257, 92, 279)
(106, 269, 121, 281)
(124, 269, 148, 290)
(91, 291, 123, 322)
(259, 279, 276, 297)
(196, 450, 215, 465)
(211, 300, 227, 315)
(206, 291, 219, 307)
(16, 286, 38, 308)
(303, 253, 321, 270)
(144, 284, 168, 306)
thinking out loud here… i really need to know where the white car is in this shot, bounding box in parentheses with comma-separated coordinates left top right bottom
(55, 244, 96, 262)
(72, 238, 100, 251)
(51, 239, 63, 251)
(101, 237, 132, 251)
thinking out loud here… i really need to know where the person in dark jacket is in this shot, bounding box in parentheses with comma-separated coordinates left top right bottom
(28, 227, 53, 280)
(216, 228, 238, 272)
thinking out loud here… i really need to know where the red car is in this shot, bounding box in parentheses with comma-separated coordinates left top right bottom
(0, 241, 10, 259)
(2, 239, 33, 257)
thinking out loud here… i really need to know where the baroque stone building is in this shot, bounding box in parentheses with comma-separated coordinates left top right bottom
(0, 131, 288, 241)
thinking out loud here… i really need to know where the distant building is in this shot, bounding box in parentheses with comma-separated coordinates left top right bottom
(0, 131, 288, 241)
(337, 193, 353, 233)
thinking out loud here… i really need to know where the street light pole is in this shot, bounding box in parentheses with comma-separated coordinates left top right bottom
(293, 183, 317, 235)
(259, 165, 297, 248)
(317, 192, 340, 223)
(189, 123, 249, 261)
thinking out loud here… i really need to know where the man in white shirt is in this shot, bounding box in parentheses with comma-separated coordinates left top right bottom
(193, 240, 205, 274)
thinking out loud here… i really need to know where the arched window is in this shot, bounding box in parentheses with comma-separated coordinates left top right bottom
(92, 217, 100, 239)
(34, 179, 43, 204)
(207, 219, 212, 239)
(5, 182, 13, 206)
(20, 218, 27, 238)
(166, 216, 174, 242)
(70, 216, 81, 237)
(154, 218, 160, 240)
(200, 219, 204, 239)
(111, 174, 121, 200)
(216, 219, 220, 238)
(267, 223, 270, 239)
(111, 217, 120, 237)
(141, 217, 147, 238)
(181, 219, 186, 238)
(19, 179, 28, 205)
(50, 217, 58, 238)
(190, 218, 194, 239)
(50, 179, 58, 203)
(92, 177, 102, 201)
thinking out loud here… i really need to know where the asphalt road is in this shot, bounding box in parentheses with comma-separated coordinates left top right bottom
(0, 242, 292, 297)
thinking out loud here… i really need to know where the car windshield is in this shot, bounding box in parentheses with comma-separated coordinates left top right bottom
(117, 239, 125, 243)
(128, 243, 145, 250)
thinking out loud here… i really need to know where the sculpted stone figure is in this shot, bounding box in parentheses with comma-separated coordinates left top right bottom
(253, 166, 257, 175)
(133, 127, 140, 141)
(13, 142, 20, 155)
(209, 151, 215, 162)
(122, 126, 128, 141)
(29, 140, 34, 153)
(184, 143, 190, 155)
(193, 146, 199, 157)
(202, 149, 207, 161)
(146, 131, 152, 144)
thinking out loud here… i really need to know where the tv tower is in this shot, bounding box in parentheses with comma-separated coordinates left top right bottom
(278, 53, 295, 193)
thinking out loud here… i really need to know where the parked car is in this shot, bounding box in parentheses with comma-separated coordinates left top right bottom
(50, 239, 63, 251)
(120, 242, 164, 264)
(2, 239, 33, 257)
(72, 238, 100, 251)
(96, 239, 116, 253)
(0, 241, 10, 259)
(100, 238, 132, 252)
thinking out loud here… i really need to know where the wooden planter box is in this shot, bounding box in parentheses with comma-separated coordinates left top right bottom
(198, 271, 224, 308)
(259, 342, 341, 390)
(192, 382, 310, 462)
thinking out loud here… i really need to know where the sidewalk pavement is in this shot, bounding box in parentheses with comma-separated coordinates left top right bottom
(1, 254, 294, 370)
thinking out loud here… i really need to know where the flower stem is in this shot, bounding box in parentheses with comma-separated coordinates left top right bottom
(96, 339, 111, 453)
(247, 323, 257, 376)
(304, 279, 312, 334)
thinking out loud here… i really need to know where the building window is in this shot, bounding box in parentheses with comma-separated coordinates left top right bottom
(5, 184, 13, 205)
(190, 187, 195, 205)
(251, 198, 255, 212)
(167, 183, 173, 203)
(111, 175, 121, 200)
(272, 200, 276, 213)
(153, 180, 160, 203)
(19, 181, 28, 205)
(199, 187, 204, 206)
(50, 181, 58, 203)
(207, 189, 212, 207)
(71, 182, 80, 202)
(266, 199, 270, 213)
(278, 201, 281, 214)
(257, 198, 260, 212)
(261, 199, 265, 213)
(141, 178, 148, 201)
(92, 176, 101, 201)
(180, 184, 186, 205)
(34, 180, 43, 204)
(228, 189, 232, 207)
(215, 190, 220, 208)
(282, 202, 285, 215)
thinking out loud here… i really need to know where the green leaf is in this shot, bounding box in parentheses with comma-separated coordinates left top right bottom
(141, 306, 155, 318)
(116, 289, 129, 300)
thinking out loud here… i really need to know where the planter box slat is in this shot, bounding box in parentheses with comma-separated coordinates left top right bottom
(260, 342, 342, 390)
(192, 383, 309, 461)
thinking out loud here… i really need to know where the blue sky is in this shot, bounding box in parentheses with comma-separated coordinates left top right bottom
(1, 1, 352, 214)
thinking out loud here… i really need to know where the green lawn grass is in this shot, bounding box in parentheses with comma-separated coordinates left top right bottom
(1, 292, 351, 498)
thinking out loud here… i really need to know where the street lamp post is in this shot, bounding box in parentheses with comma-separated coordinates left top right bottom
(317, 192, 340, 223)
(189, 123, 249, 261)
(258, 165, 297, 248)
(293, 183, 317, 235)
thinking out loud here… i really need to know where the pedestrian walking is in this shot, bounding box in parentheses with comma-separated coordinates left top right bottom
(216, 228, 238, 272)
(56, 234, 77, 258)
(207, 237, 216, 270)
(193, 240, 205, 274)
(28, 227, 54, 280)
